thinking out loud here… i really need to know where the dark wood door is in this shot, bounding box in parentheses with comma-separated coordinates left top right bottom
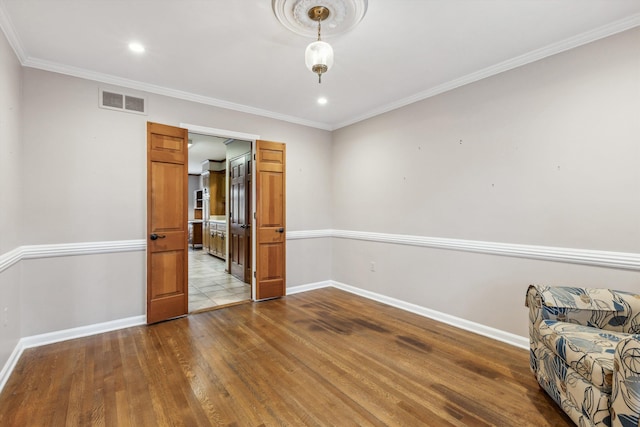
(229, 152, 251, 284)
(146, 122, 189, 324)
(255, 140, 286, 300)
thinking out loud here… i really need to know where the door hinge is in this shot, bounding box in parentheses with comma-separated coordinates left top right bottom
(253, 271, 256, 278)
(253, 153, 256, 160)
(254, 212, 256, 220)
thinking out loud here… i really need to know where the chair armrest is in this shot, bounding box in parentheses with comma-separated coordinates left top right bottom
(611, 335, 640, 427)
(610, 290, 640, 334)
(526, 285, 630, 331)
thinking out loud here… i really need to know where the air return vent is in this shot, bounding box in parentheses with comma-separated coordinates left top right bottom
(99, 89, 147, 115)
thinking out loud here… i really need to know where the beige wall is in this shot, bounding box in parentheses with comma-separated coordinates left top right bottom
(0, 28, 23, 368)
(16, 68, 332, 336)
(0, 29, 22, 253)
(2, 23, 639, 371)
(331, 28, 640, 337)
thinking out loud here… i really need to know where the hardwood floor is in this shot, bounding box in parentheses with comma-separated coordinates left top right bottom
(0, 288, 572, 426)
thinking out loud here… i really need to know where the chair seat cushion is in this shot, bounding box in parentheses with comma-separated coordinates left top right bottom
(538, 319, 631, 393)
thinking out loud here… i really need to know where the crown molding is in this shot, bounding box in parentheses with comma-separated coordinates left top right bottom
(2, 1, 637, 133)
(0, 0, 26, 63)
(332, 13, 640, 130)
(20, 56, 333, 131)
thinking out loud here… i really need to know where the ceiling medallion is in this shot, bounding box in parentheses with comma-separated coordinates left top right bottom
(273, 0, 368, 84)
(272, 0, 368, 38)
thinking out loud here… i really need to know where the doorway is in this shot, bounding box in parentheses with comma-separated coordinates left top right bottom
(147, 122, 287, 323)
(187, 132, 252, 312)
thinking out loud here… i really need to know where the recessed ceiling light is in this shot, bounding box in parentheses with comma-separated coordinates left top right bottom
(318, 97, 328, 105)
(128, 42, 145, 53)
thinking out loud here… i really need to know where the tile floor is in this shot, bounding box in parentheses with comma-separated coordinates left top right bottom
(188, 248, 251, 312)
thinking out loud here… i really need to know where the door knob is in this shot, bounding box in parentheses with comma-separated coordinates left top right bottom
(276, 228, 284, 233)
(150, 233, 166, 240)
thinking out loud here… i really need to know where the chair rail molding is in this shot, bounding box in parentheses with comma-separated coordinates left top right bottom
(0, 240, 146, 274)
(2, 231, 639, 275)
(330, 229, 640, 271)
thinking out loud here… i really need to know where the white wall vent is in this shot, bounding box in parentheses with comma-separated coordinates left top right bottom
(99, 89, 147, 115)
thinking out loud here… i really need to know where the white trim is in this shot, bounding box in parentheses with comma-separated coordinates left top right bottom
(0, 240, 145, 274)
(287, 229, 333, 240)
(21, 239, 146, 260)
(1, 279, 527, 394)
(329, 281, 529, 350)
(0, 247, 22, 273)
(288, 280, 529, 350)
(20, 57, 332, 131)
(331, 229, 640, 271)
(0, 315, 146, 393)
(286, 280, 332, 295)
(180, 123, 260, 142)
(2, 230, 640, 275)
(0, 339, 23, 393)
(20, 315, 146, 349)
(332, 13, 640, 130)
(0, 4, 635, 132)
(0, 1, 26, 63)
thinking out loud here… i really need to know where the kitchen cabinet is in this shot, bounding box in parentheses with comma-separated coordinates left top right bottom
(194, 189, 203, 219)
(203, 221, 210, 252)
(202, 170, 225, 216)
(207, 221, 226, 260)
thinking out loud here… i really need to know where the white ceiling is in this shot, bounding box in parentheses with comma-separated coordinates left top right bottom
(1, 1, 639, 130)
(187, 133, 228, 175)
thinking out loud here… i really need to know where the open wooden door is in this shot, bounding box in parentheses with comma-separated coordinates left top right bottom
(255, 140, 286, 300)
(146, 122, 188, 324)
(229, 152, 252, 284)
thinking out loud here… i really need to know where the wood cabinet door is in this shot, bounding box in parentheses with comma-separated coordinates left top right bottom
(146, 122, 188, 324)
(255, 140, 286, 300)
(210, 171, 226, 216)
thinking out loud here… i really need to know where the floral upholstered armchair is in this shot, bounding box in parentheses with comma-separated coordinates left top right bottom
(526, 285, 640, 427)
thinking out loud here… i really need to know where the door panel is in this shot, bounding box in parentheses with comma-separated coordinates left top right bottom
(149, 251, 184, 298)
(147, 122, 188, 324)
(229, 153, 252, 283)
(151, 162, 184, 228)
(255, 140, 286, 300)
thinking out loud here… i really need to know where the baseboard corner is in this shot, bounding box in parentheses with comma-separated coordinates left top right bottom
(0, 340, 25, 394)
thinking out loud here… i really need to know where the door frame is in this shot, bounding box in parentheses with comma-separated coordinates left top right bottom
(180, 123, 259, 301)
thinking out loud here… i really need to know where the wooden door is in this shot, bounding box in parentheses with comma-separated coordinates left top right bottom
(146, 122, 188, 324)
(255, 140, 286, 300)
(229, 153, 251, 283)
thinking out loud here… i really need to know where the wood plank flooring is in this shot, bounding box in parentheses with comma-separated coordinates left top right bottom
(0, 287, 572, 426)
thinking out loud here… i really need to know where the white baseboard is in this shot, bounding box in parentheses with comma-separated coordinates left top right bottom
(19, 315, 146, 349)
(2, 280, 529, 394)
(288, 280, 529, 350)
(0, 315, 145, 393)
(0, 339, 24, 393)
(287, 280, 332, 295)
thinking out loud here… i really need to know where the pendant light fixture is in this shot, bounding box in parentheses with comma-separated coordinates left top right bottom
(272, 0, 368, 84)
(304, 6, 333, 83)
